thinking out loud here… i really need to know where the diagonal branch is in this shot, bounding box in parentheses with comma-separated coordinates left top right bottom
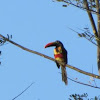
(58, 0, 98, 39)
(83, 0, 98, 38)
(68, 27, 98, 46)
(0, 34, 100, 79)
(68, 77, 100, 89)
(59, 72, 100, 89)
(95, 0, 100, 75)
(12, 82, 34, 100)
(57, 0, 100, 15)
(95, 0, 100, 36)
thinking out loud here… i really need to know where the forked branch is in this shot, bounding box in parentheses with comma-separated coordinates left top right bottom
(56, 0, 99, 15)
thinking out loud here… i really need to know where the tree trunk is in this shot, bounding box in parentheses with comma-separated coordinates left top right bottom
(97, 22, 100, 75)
(84, 0, 100, 75)
(96, 0, 100, 75)
(83, 0, 98, 37)
(97, 46, 100, 75)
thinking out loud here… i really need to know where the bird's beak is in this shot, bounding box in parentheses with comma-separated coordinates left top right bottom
(45, 42, 57, 48)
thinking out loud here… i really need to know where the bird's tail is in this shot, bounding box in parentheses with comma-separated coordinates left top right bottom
(61, 66, 68, 85)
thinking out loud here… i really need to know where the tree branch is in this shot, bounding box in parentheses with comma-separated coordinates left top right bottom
(68, 27, 98, 46)
(59, 72, 100, 89)
(95, 0, 100, 75)
(57, 0, 98, 39)
(68, 77, 100, 89)
(12, 82, 34, 100)
(83, 0, 98, 38)
(0, 34, 100, 79)
(57, 0, 100, 15)
(95, 0, 100, 35)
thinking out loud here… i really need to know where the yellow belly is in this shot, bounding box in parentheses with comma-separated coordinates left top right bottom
(55, 57, 64, 62)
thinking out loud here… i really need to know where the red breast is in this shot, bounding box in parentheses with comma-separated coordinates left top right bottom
(54, 54, 64, 59)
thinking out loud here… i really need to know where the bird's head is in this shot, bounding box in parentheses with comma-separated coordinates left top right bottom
(45, 40, 63, 48)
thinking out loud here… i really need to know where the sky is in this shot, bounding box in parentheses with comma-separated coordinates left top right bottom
(0, 0, 100, 100)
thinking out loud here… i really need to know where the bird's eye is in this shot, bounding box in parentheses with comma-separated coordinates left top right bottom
(56, 40, 60, 43)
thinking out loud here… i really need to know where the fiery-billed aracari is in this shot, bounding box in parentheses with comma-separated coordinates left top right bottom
(45, 40, 68, 85)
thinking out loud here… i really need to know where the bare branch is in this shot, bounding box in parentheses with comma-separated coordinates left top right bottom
(0, 34, 100, 79)
(96, 0, 100, 76)
(68, 27, 98, 46)
(56, 0, 100, 15)
(83, 0, 98, 38)
(12, 82, 34, 100)
(59, 72, 100, 89)
(95, 0, 100, 35)
(68, 77, 100, 89)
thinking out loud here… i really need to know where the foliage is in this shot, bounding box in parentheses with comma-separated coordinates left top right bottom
(68, 93, 100, 100)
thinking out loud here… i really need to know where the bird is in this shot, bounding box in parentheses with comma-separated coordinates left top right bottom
(45, 40, 68, 85)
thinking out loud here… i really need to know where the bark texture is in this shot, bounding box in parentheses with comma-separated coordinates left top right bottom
(96, 0, 100, 75)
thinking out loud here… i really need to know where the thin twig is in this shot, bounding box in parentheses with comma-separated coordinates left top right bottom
(59, 72, 100, 89)
(68, 77, 100, 89)
(12, 82, 34, 100)
(68, 27, 98, 46)
(60, 0, 100, 15)
(0, 34, 100, 79)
